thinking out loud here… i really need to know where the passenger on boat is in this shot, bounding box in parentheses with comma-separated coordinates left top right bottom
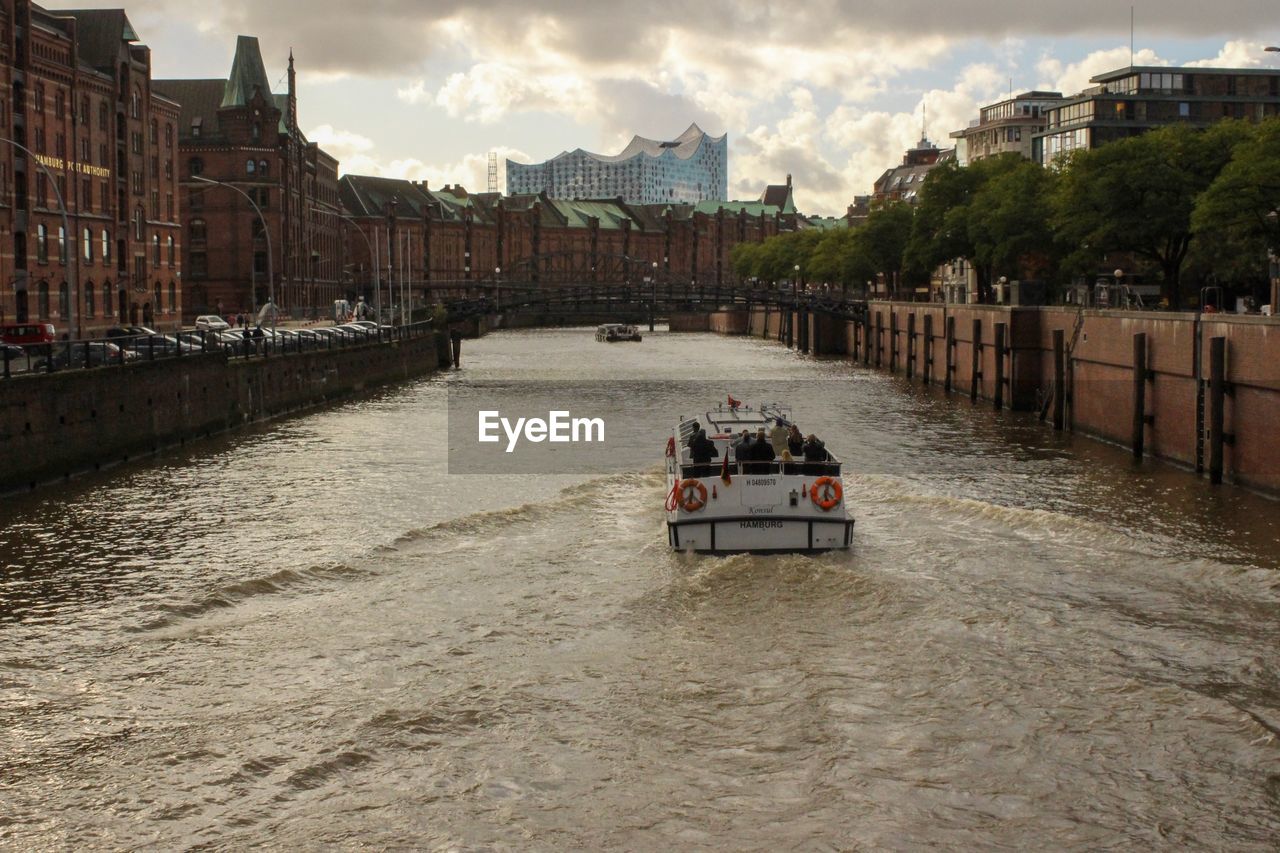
(769, 420, 790, 456)
(751, 428, 776, 461)
(689, 429, 720, 464)
(686, 421, 702, 450)
(787, 425, 804, 456)
(732, 429, 754, 461)
(802, 434, 829, 463)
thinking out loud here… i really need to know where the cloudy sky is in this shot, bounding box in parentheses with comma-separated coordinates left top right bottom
(55, 1, 1280, 215)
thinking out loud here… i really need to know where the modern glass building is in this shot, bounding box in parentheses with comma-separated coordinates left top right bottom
(507, 123, 727, 204)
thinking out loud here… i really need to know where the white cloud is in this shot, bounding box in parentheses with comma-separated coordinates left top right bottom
(1186, 39, 1267, 68)
(1036, 46, 1168, 95)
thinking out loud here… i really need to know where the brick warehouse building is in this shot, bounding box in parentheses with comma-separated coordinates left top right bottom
(156, 36, 342, 323)
(337, 174, 800, 313)
(0, 3, 182, 337)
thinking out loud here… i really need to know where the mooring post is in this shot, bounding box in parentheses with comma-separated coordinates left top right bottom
(922, 314, 933, 385)
(1132, 332, 1148, 459)
(786, 305, 794, 348)
(864, 313, 872, 366)
(451, 331, 462, 368)
(970, 318, 982, 403)
(889, 312, 899, 372)
(1209, 335, 1225, 485)
(1052, 328, 1066, 431)
(906, 313, 917, 379)
(993, 322, 1007, 410)
(874, 311, 883, 368)
(944, 315, 955, 393)
(800, 306, 810, 354)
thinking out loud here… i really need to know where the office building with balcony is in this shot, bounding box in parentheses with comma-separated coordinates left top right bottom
(506, 123, 728, 205)
(950, 91, 1064, 164)
(1034, 65, 1280, 165)
(0, 3, 182, 336)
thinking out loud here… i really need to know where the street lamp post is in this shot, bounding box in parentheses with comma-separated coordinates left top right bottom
(1, 136, 78, 338)
(312, 207, 380, 323)
(494, 267, 501, 313)
(194, 175, 274, 331)
(649, 260, 658, 332)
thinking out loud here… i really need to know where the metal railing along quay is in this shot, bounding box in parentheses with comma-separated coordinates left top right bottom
(1, 321, 441, 381)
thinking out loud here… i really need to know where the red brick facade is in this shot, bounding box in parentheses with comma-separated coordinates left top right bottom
(156, 37, 341, 323)
(0, 3, 182, 336)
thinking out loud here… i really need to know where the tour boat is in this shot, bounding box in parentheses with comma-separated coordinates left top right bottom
(596, 323, 643, 342)
(664, 398, 854, 553)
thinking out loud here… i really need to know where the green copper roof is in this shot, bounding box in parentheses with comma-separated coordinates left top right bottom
(222, 36, 273, 108)
(693, 201, 780, 217)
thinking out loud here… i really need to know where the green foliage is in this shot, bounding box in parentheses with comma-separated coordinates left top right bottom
(1051, 121, 1251, 307)
(1192, 118, 1280, 260)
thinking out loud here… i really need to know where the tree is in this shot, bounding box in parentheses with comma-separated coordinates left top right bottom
(1192, 118, 1280, 291)
(1051, 121, 1250, 308)
(967, 158, 1061, 285)
(857, 202, 914, 294)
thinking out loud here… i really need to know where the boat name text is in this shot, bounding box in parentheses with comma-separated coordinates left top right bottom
(744, 478, 777, 486)
(739, 520, 785, 529)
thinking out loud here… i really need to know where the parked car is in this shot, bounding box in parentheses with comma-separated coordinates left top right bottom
(124, 334, 189, 358)
(105, 325, 158, 339)
(2, 343, 28, 372)
(195, 315, 231, 332)
(0, 322, 56, 346)
(34, 341, 137, 370)
(336, 324, 374, 340)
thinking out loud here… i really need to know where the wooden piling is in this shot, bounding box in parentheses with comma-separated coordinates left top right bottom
(863, 313, 872, 366)
(970, 318, 982, 403)
(1052, 328, 1065, 431)
(923, 314, 934, 385)
(906, 313, 916, 379)
(993, 322, 1007, 410)
(1209, 336, 1225, 484)
(1132, 332, 1147, 459)
(890, 312, 899, 372)
(874, 311, 883, 368)
(944, 315, 955, 393)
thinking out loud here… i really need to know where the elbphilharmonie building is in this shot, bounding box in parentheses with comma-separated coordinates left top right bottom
(506, 124, 727, 204)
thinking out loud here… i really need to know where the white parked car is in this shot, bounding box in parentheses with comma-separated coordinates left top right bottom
(194, 315, 231, 332)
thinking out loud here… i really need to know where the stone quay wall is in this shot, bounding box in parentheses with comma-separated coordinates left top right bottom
(681, 304, 1280, 496)
(0, 332, 444, 494)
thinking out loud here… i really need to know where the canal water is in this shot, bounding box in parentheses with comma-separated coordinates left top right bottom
(2, 327, 1278, 849)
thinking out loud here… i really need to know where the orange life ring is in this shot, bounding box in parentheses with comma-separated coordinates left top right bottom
(810, 476, 842, 511)
(680, 479, 708, 512)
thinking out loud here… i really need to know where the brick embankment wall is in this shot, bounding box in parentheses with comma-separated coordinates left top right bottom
(734, 301, 1280, 495)
(0, 333, 443, 494)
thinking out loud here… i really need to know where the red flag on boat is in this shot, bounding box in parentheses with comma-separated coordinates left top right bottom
(727, 394, 741, 410)
(721, 448, 732, 485)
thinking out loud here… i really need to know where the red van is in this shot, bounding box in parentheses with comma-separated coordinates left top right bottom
(0, 323, 56, 346)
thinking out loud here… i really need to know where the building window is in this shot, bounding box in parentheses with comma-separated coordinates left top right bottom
(259, 160, 269, 176)
(167, 235, 175, 266)
(149, 119, 158, 145)
(166, 193, 174, 221)
(59, 282, 69, 318)
(253, 251, 267, 275)
(189, 157, 204, 176)
(102, 229, 111, 263)
(190, 219, 207, 241)
(190, 252, 207, 278)
(251, 122, 261, 142)
(58, 226, 67, 263)
(79, 95, 89, 125)
(247, 159, 256, 175)
(190, 189, 204, 210)
(131, 86, 141, 119)
(103, 281, 113, 317)
(98, 100, 109, 131)
(83, 227, 93, 262)
(34, 82, 43, 113)
(55, 89, 65, 118)
(153, 282, 161, 313)
(85, 281, 95, 318)
(191, 116, 203, 137)
(168, 281, 176, 313)
(165, 123, 173, 148)
(134, 208, 144, 241)
(37, 281, 49, 318)
(37, 224, 48, 263)
(152, 234, 161, 265)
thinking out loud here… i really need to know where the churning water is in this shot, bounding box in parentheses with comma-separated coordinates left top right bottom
(1, 327, 1278, 849)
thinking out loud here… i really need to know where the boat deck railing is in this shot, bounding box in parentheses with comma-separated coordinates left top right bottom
(680, 461, 841, 479)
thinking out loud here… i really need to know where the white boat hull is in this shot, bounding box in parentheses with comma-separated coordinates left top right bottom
(667, 515, 853, 554)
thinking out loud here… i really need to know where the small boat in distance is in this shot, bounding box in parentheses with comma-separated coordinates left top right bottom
(664, 398, 854, 553)
(596, 323, 642, 342)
